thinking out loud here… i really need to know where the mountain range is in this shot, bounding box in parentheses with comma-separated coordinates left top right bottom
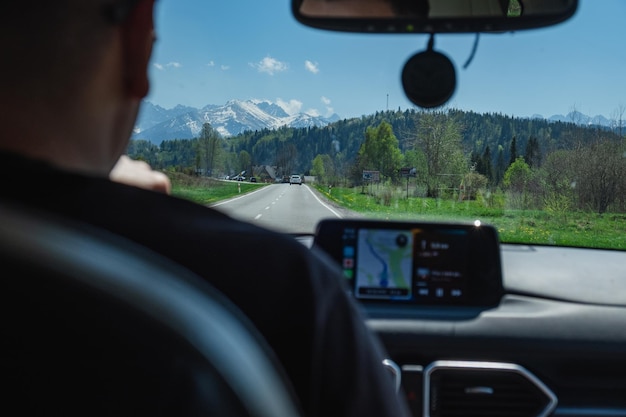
(533, 110, 615, 128)
(132, 99, 616, 145)
(132, 99, 340, 144)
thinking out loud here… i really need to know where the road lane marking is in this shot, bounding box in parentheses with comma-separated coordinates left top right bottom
(210, 186, 268, 207)
(254, 214, 262, 220)
(304, 185, 343, 218)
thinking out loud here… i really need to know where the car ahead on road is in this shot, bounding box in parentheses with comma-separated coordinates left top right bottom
(10, 2, 626, 417)
(289, 175, 302, 185)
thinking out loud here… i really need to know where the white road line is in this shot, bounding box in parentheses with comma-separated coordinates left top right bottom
(210, 186, 267, 207)
(254, 214, 262, 220)
(304, 185, 343, 218)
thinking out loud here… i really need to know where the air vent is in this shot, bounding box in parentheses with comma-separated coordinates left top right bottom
(424, 361, 557, 417)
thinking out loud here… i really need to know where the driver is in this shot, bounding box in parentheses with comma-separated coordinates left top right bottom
(0, 1, 412, 417)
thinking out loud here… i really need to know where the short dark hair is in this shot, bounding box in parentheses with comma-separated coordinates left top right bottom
(0, 0, 120, 101)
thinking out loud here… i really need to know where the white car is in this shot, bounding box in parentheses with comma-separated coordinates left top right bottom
(289, 175, 302, 185)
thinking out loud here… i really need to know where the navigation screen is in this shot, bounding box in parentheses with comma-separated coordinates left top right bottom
(314, 219, 503, 307)
(342, 226, 470, 304)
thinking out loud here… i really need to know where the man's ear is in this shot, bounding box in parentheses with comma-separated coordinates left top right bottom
(122, 0, 156, 99)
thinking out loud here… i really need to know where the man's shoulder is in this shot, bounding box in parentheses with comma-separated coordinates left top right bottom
(0, 150, 339, 282)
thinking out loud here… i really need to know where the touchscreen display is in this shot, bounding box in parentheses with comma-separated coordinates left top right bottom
(314, 219, 503, 307)
(343, 226, 469, 303)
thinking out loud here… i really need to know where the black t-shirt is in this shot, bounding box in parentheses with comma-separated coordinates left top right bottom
(0, 151, 411, 417)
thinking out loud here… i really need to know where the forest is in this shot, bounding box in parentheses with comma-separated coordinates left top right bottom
(127, 107, 626, 215)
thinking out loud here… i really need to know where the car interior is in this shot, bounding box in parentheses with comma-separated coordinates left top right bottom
(5, 1, 626, 417)
(0, 200, 304, 417)
(294, 2, 626, 417)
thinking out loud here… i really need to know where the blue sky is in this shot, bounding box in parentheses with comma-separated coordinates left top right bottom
(146, 0, 625, 121)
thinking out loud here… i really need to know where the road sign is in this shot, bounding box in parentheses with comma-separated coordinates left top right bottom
(400, 167, 417, 177)
(362, 170, 380, 182)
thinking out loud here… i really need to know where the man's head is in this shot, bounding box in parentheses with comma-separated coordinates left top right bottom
(0, 0, 156, 174)
(3, 1, 110, 101)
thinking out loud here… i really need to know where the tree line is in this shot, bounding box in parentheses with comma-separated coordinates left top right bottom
(127, 107, 626, 214)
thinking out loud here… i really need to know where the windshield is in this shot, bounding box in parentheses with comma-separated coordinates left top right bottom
(129, 0, 626, 250)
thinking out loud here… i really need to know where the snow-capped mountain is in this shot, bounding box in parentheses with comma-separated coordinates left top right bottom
(132, 99, 340, 144)
(546, 111, 613, 127)
(527, 110, 613, 128)
(133, 103, 617, 146)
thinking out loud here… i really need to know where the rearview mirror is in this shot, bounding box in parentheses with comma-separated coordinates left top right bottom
(291, 0, 578, 34)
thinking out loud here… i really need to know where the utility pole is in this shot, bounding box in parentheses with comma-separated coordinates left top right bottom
(386, 94, 389, 111)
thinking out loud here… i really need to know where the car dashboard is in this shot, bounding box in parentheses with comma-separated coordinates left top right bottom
(300, 220, 626, 417)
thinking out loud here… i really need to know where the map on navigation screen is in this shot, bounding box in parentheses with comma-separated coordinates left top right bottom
(355, 229, 413, 300)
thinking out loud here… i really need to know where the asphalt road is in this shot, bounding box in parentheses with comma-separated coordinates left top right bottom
(211, 183, 360, 235)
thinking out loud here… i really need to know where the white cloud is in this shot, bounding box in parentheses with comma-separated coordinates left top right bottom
(154, 62, 181, 70)
(305, 108, 321, 117)
(207, 61, 229, 70)
(251, 56, 288, 75)
(305, 60, 319, 74)
(276, 98, 303, 115)
(320, 96, 334, 116)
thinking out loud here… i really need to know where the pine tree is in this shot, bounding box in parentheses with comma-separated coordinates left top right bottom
(509, 136, 518, 166)
(482, 145, 494, 183)
(524, 136, 542, 167)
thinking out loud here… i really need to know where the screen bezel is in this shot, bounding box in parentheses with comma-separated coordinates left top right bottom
(313, 219, 504, 307)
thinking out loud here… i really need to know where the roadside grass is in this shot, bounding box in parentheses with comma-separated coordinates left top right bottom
(316, 184, 626, 250)
(167, 174, 626, 250)
(169, 172, 267, 205)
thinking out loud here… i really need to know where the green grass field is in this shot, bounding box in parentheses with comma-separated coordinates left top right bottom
(170, 173, 268, 205)
(169, 173, 626, 250)
(316, 185, 626, 250)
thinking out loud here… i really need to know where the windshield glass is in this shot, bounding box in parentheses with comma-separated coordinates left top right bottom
(129, 0, 626, 250)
